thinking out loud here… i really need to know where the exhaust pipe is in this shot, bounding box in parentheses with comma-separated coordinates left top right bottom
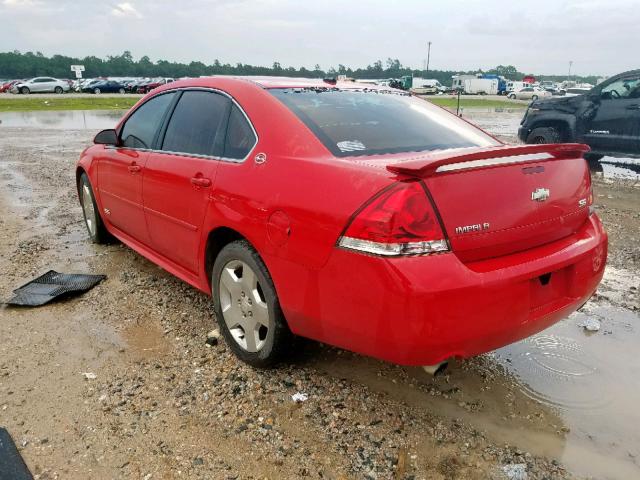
(422, 361, 448, 376)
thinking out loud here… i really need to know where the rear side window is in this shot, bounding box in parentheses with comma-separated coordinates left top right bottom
(270, 89, 497, 157)
(162, 91, 229, 156)
(121, 92, 176, 149)
(223, 104, 257, 159)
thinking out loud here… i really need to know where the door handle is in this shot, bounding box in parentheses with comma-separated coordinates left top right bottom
(626, 104, 640, 110)
(190, 177, 211, 188)
(128, 163, 141, 173)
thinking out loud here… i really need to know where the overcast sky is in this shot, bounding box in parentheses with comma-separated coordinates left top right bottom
(1, 0, 638, 76)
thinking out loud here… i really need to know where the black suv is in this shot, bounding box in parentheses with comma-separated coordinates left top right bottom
(518, 70, 640, 161)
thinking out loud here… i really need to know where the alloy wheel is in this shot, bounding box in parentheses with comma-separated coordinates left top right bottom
(218, 259, 272, 353)
(81, 183, 97, 237)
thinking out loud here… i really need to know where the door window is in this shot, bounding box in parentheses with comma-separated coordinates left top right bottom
(120, 92, 176, 149)
(601, 76, 640, 100)
(223, 104, 257, 160)
(161, 90, 229, 156)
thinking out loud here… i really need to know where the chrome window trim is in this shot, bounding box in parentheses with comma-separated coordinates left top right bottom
(114, 86, 259, 164)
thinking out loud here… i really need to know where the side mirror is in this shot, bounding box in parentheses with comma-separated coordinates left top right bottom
(94, 129, 119, 146)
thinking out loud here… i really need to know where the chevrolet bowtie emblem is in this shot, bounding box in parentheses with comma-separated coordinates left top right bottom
(531, 188, 550, 202)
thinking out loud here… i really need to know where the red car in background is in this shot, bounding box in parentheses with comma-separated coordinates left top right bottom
(0, 79, 21, 93)
(137, 77, 174, 94)
(76, 77, 607, 368)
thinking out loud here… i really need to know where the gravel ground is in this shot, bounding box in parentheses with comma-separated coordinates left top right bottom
(0, 126, 638, 479)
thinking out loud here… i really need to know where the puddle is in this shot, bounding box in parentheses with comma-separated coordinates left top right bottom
(0, 109, 125, 130)
(122, 322, 171, 360)
(495, 303, 640, 479)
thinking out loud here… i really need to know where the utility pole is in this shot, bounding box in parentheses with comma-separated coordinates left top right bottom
(426, 41, 432, 76)
(568, 60, 573, 79)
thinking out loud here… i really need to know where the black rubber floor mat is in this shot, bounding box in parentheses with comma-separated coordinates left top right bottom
(0, 428, 33, 480)
(6, 270, 106, 307)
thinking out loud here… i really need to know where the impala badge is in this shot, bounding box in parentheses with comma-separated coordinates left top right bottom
(531, 188, 550, 202)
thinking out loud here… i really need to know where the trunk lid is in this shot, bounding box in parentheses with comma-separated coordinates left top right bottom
(385, 144, 592, 262)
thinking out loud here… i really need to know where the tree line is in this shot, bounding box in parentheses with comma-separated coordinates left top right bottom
(0, 50, 600, 86)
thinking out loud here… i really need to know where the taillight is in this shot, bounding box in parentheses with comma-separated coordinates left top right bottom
(338, 181, 449, 256)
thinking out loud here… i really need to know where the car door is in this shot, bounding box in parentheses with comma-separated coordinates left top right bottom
(584, 74, 640, 154)
(519, 88, 533, 100)
(29, 78, 44, 92)
(96, 91, 177, 246)
(142, 89, 231, 273)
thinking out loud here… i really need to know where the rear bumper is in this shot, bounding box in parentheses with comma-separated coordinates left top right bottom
(281, 214, 607, 365)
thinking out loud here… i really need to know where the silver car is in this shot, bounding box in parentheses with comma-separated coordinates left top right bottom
(11, 77, 70, 94)
(507, 86, 552, 101)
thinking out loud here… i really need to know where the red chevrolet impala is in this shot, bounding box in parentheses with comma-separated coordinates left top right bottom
(76, 77, 607, 368)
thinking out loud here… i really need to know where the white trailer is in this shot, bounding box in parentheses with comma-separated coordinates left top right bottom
(462, 78, 498, 95)
(451, 74, 476, 91)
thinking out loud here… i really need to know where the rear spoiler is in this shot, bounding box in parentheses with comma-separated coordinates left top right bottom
(386, 143, 590, 177)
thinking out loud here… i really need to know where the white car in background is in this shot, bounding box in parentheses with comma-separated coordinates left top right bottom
(11, 77, 70, 94)
(507, 86, 551, 101)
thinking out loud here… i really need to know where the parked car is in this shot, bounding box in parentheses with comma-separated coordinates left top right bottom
(11, 77, 70, 94)
(82, 80, 126, 94)
(76, 77, 607, 368)
(507, 86, 551, 101)
(0, 79, 21, 93)
(519, 69, 640, 162)
(137, 78, 174, 94)
(125, 78, 148, 93)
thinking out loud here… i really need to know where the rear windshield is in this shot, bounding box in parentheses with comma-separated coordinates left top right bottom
(270, 88, 498, 157)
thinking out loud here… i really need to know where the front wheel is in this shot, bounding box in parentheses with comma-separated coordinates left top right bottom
(78, 173, 111, 244)
(531, 94, 539, 101)
(118, 88, 125, 94)
(54, 86, 63, 94)
(212, 240, 292, 368)
(94, 88, 101, 94)
(508, 93, 515, 99)
(20, 87, 30, 95)
(526, 127, 561, 144)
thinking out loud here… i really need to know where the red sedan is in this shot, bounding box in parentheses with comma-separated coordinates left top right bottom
(76, 77, 607, 368)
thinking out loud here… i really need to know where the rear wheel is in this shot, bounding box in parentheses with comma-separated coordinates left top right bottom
(526, 127, 561, 144)
(212, 240, 292, 368)
(118, 88, 125, 94)
(78, 173, 111, 244)
(20, 87, 30, 95)
(54, 86, 63, 94)
(531, 94, 539, 101)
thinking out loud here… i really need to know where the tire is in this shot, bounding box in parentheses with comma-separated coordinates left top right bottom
(526, 127, 562, 144)
(78, 173, 111, 244)
(54, 86, 63, 94)
(94, 88, 101, 94)
(118, 88, 125, 94)
(212, 240, 292, 368)
(20, 87, 30, 95)
(508, 93, 515, 99)
(531, 95, 538, 101)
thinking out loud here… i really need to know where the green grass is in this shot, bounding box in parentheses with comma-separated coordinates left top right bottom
(425, 97, 527, 109)
(0, 95, 139, 112)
